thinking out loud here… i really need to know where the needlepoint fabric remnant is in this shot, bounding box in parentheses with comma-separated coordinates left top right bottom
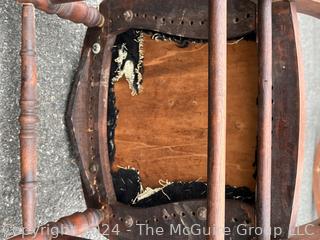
(112, 168, 255, 208)
(110, 30, 144, 96)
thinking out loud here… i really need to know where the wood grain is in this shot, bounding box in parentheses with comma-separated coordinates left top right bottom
(67, 29, 118, 207)
(17, 0, 104, 27)
(112, 37, 258, 191)
(271, 1, 305, 238)
(256, 0, 272, 239)
(9, 209, 104, 240)
(20, 4, 38, 234)
(207, 0, 227, 238)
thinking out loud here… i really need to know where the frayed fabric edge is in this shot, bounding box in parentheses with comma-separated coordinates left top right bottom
(111, 31, 144, 96)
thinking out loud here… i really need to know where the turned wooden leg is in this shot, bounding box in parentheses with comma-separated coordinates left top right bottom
(9, 208, 105, 240)
(20, 3, 39, 234)
(18, 0, 104, 27)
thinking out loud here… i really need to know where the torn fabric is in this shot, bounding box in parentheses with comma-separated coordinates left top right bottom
(110, 30, 144, 96)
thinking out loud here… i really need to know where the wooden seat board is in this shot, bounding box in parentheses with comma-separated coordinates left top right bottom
(112, 37, 258, 190)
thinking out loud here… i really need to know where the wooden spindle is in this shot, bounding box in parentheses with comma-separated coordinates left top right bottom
(18, 0, 104, 27)
(207, 0, 227, 239)
(20, 3, 39, 234)
(9, 208, 104, 240)
(257, 0, 272, 239)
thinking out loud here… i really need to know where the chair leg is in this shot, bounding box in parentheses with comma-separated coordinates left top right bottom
(207, 0, 227, 239)
(9, 208, 105, 240)
(17, 0, 104, 27)
(20, 3, 38, 234)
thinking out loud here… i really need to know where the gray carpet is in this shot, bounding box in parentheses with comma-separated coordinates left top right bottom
(297, 14, 320, 226)
(0, 1, 319, 239)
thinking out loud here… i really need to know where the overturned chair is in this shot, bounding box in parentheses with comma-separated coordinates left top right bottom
(9, 0, 320, 239)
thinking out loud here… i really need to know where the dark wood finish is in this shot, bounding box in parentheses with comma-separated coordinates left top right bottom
(257, 0, 272, 239)
(112, 38, 258, 190)
(67, 29, 117, 208)
(96, 34, 117, 205)
(9, 209, 104, 240)
(68, 0, 259, 216)
(101, 0, 256, 40)
(17, 0, 104, 27)
(271, 1, 305, 238)
(67, 2, 259, 239)
(296, 0, 320, 19)
(107, 199, 254, 240)
(13, 0, 316, 239)
(207, 0, 227, 240)
(20, 4, 39, 234)
(67, 0, 260, 212)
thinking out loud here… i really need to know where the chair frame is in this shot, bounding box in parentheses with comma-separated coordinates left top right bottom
(9, 0, 320, 239)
